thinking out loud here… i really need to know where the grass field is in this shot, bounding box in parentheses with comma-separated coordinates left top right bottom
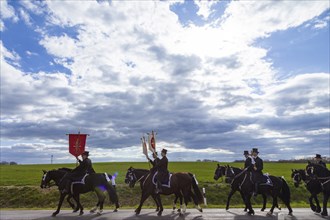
(0, 162, 328, 209)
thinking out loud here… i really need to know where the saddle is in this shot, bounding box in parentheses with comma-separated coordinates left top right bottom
(152, 171, 172, 188)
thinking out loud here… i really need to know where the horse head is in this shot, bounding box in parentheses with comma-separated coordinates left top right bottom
(125, 167, 136, 188)
(40, 170, 52, 188)
(291, 169, 302, 187)
(224, 165, 235, 183)
(214, 164, 226, 181)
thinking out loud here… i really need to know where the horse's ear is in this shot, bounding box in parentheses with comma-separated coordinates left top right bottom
(217, 163, 219, 167)
(42, 170, 47, 174)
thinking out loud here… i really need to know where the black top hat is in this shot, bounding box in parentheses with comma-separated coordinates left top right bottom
(251, 148, 259, 154)
(315, 154, 322, 159)
(82, 151, 89, 156)
(161, 149, 167, 154)
(243, 150, 249, 155)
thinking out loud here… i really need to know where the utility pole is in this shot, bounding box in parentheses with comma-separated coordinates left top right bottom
(51, 155, 53, 164)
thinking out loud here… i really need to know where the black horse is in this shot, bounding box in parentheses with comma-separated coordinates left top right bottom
(125, 167, 203, 216)
(291, 169, 322, 213)
(40, 168, 119, 216)
(125, 167, 183, 213)
(214, 164, 280, 212)
(306, 162, 330, 216)
(223, 165, 292, 216)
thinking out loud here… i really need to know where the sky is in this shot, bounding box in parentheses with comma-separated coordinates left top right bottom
(0, 0, 329, 164)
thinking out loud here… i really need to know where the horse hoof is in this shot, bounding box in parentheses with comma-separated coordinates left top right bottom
(97, 210, 103, 216)
(288, 212, 293, 216)
(266, 211, 273, 217)
(156, 208, 159, 212)
(311, 205, 316, 212)
(316, 207, 321, 213)
(244, 208, 247, 212)
(248, 210, 255, 215)
(321, 211, 328, 216)
(157, 211, 162, 216)
(79, 211, 84, 216)
(113, 209, 118, 212)
(260, 208, 265, 212)
(51, 213, 58, 217)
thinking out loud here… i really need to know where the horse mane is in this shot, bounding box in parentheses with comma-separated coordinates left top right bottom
(233, 167, 248, 180)
(58, 167, 72, 172)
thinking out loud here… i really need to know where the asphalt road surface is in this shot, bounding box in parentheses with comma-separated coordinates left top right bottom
(0, 208, 329, 220)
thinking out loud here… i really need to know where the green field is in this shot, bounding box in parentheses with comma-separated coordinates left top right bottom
(0, 162, 328, 209)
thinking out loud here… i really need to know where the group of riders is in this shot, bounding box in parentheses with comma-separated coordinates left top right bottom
(59, 148, 170, 195)
(59, 147, 327, 198)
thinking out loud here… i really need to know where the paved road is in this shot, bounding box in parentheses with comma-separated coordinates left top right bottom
(0, 208, 328, 220)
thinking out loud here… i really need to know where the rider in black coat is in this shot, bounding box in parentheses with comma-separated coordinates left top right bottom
(251, 148, 263, 197)
(61, 151, 95, 193)
(154, 149, 169, 193)
(148, 151, 160, 169)
(315, 154, 327, 168)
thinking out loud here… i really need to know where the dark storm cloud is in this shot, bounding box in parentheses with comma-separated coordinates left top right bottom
(148, 45, 201, 76)
(259, 113, 329, 132)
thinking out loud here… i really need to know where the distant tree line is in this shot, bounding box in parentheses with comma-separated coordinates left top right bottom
(1, 161, 18, 165)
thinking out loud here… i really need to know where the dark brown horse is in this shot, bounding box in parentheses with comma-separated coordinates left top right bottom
(125, 167, 203, 216)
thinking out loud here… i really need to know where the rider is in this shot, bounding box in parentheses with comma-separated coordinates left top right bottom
(61, 151, 95, 193)
(243, 150, 251, 169)
(147, 151, 160, 169)
(314, 154, 326, 168)
(154, 148, 169, 194)
(251, 148, 263, 197)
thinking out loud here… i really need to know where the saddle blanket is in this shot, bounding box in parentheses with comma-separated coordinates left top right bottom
(152, 171, 172, 188)
(71, 174, 89, 193)
(260, 173, 273, 186)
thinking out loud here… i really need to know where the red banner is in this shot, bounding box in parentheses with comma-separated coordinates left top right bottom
(148, 131, 156, 153)
(68, 134, 87, 157)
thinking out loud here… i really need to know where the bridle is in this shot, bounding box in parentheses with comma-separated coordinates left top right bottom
(41, 171, 56, 188)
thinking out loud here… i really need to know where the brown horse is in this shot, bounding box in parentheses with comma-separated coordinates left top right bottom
(125, 167, 203, 216)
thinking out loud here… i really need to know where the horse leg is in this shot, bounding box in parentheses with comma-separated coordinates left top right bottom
(135, 191, 150, 215)
(261, 193, 266, 211)
(313, 194, 321, 213)
(66, 194, 76, 212)
(321, 193, 329, 216)
(151, 194, 160, 212)
(178, 193, 183, 213)
(52, 192, 66, 216)
(156, 194, 163, 216)
(172, 194, 178, 212)
(267, 195, 277, 216)
(309, 194, 317, 212)
(73, 193, 84, 216)
(90, 201, 99, 213)
(66, 194, 77, 212)
(227, 189, 239, 211)
(94, 189, 105, 215)
(245, 194, 254, 215)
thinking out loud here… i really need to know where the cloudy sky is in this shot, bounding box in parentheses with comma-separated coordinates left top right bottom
(1, 0, 329, 164)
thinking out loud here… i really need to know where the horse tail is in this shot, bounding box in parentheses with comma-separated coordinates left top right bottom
(106, 181, 119, 205)
(279, 176, 291, 204)
(188, 173, 203, 204)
